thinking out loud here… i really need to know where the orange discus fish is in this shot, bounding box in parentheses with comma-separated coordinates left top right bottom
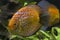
(8, 5, 41, 37)
(38, 0, 59, 27)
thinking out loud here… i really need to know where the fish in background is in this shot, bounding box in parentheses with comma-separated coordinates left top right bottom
(38, 0, 59, 30)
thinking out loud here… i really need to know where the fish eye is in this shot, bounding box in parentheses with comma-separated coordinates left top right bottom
(14, 23, 16, 25)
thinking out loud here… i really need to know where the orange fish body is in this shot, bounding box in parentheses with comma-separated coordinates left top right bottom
(48, 5, 59, 26)
(8, 5, 41, 36)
